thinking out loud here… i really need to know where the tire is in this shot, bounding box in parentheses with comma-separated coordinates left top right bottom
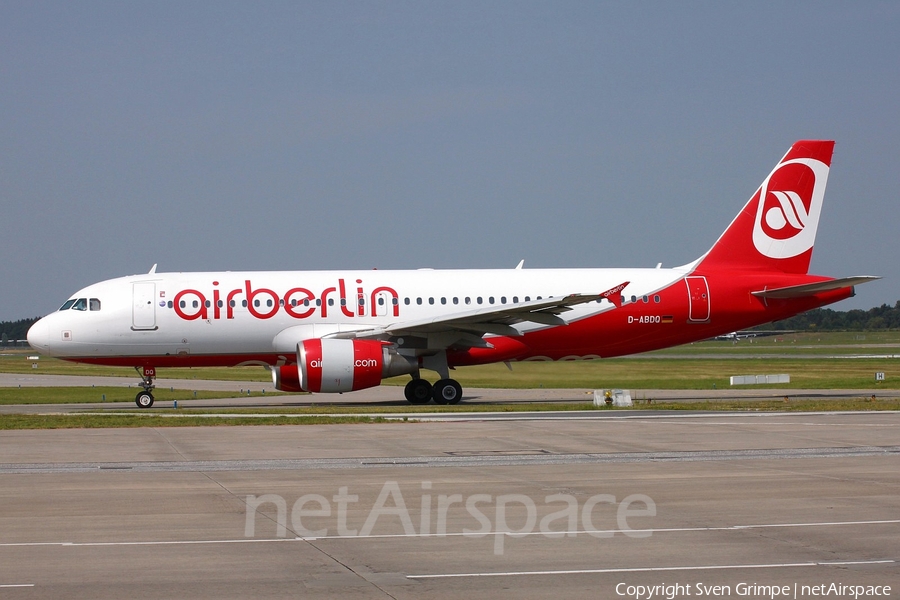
(135, 391, 154, 408)
(405, 379, 433, 404)
(433, 379, 462, 405)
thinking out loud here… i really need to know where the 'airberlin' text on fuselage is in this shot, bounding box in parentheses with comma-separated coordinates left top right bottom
(172, 279, 400, 321)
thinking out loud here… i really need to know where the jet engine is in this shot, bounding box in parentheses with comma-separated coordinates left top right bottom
(272, 339, 416, 393)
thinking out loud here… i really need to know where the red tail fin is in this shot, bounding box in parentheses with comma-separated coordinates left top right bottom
(696, 140, 835, 275)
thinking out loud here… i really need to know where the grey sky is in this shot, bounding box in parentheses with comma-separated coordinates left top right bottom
(2, 2, 898, 321)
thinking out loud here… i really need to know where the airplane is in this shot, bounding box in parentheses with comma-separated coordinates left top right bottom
(713, 331, 757, 342)
(712, 330, 789, 342)
(27, 140, 878, 408)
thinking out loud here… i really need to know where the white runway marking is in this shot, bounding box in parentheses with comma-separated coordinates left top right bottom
(0, 518, 896, 547)
(294, 518, 900, 541)
(0, 584, 34, 588)
(0, 538, 299, 547)
(406, 559, 896, 579)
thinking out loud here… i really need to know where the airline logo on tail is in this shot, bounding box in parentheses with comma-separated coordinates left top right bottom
(752, 156, 829, 259)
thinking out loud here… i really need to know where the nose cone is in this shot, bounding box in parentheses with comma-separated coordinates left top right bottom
(27, 318, 50, 352)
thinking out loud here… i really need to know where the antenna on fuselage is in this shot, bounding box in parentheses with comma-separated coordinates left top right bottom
(148, 264, 158, 274)
(515, 259, 524, 270)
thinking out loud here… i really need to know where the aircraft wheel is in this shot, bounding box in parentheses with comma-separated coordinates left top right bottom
(135, 391, 154, 408)
(405, 379, 433, 404)
(433, 379, 463, 405)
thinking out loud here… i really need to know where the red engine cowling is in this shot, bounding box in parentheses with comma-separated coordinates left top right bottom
(272, 339, 415, 393)
(271, 364, 303, 392)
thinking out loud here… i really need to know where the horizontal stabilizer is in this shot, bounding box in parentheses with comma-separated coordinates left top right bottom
(752, 276, 880, 299)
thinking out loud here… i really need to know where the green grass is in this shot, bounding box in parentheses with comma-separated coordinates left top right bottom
(0, 351, 270, 381)
(5, 330, 900, 393)
(630, 397, 900, 412)
(5, 329, 900, 401)
(647, 330, 900, 355)
(6, 330, 900, 374)
(0, 387, 283, 405)
(136, 397, 900, 414)
(0, 397, 897, 430)
(3, 331, 898, 429)
(411, 358, 900, 390)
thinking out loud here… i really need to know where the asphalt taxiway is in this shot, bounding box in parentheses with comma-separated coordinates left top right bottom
(0, 372, 894, 415)
(1, 405, 898, 599)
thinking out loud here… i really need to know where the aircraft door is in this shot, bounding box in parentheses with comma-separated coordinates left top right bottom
(132, 282, 157, 330)
(685, 276, 710, 322)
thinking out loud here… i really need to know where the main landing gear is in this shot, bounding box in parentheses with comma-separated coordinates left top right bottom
(402, 350, 463, 405)
(134, 366, 156, 408)
(403, 378, 463, 405)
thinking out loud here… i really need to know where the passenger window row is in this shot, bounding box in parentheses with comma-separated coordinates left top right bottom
(623, 295, 662, 304)
(402, 295, 541, 306)
(159, 293, 664, 311)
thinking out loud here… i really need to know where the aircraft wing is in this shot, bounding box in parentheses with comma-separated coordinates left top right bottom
(325, 292, 612, 344)
(751, 276, 880, 299)
(385, 293, 608, 335)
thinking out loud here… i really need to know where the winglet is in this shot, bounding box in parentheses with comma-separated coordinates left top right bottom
(601, 281, 630, 308)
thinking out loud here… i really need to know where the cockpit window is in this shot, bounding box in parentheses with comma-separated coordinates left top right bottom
(89, 298, 101, 311)
(59, 299, 77, 311)
(72, 298, 88, 311)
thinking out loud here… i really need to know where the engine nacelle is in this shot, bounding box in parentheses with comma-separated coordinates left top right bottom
(271, 364, 303, 392)
(272, 339, 416, 393)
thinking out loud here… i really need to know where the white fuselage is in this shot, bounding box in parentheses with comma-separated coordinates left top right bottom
(28, 267, 688, 364)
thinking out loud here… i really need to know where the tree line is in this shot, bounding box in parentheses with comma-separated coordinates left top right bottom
(755, 301, 900, 331)
(0, 318, 40, 343)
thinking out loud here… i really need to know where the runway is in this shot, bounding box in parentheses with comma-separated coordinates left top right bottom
(1, 411, 898, 598)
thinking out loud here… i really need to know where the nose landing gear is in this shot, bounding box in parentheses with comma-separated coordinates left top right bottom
(134, 366, 156, 408)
